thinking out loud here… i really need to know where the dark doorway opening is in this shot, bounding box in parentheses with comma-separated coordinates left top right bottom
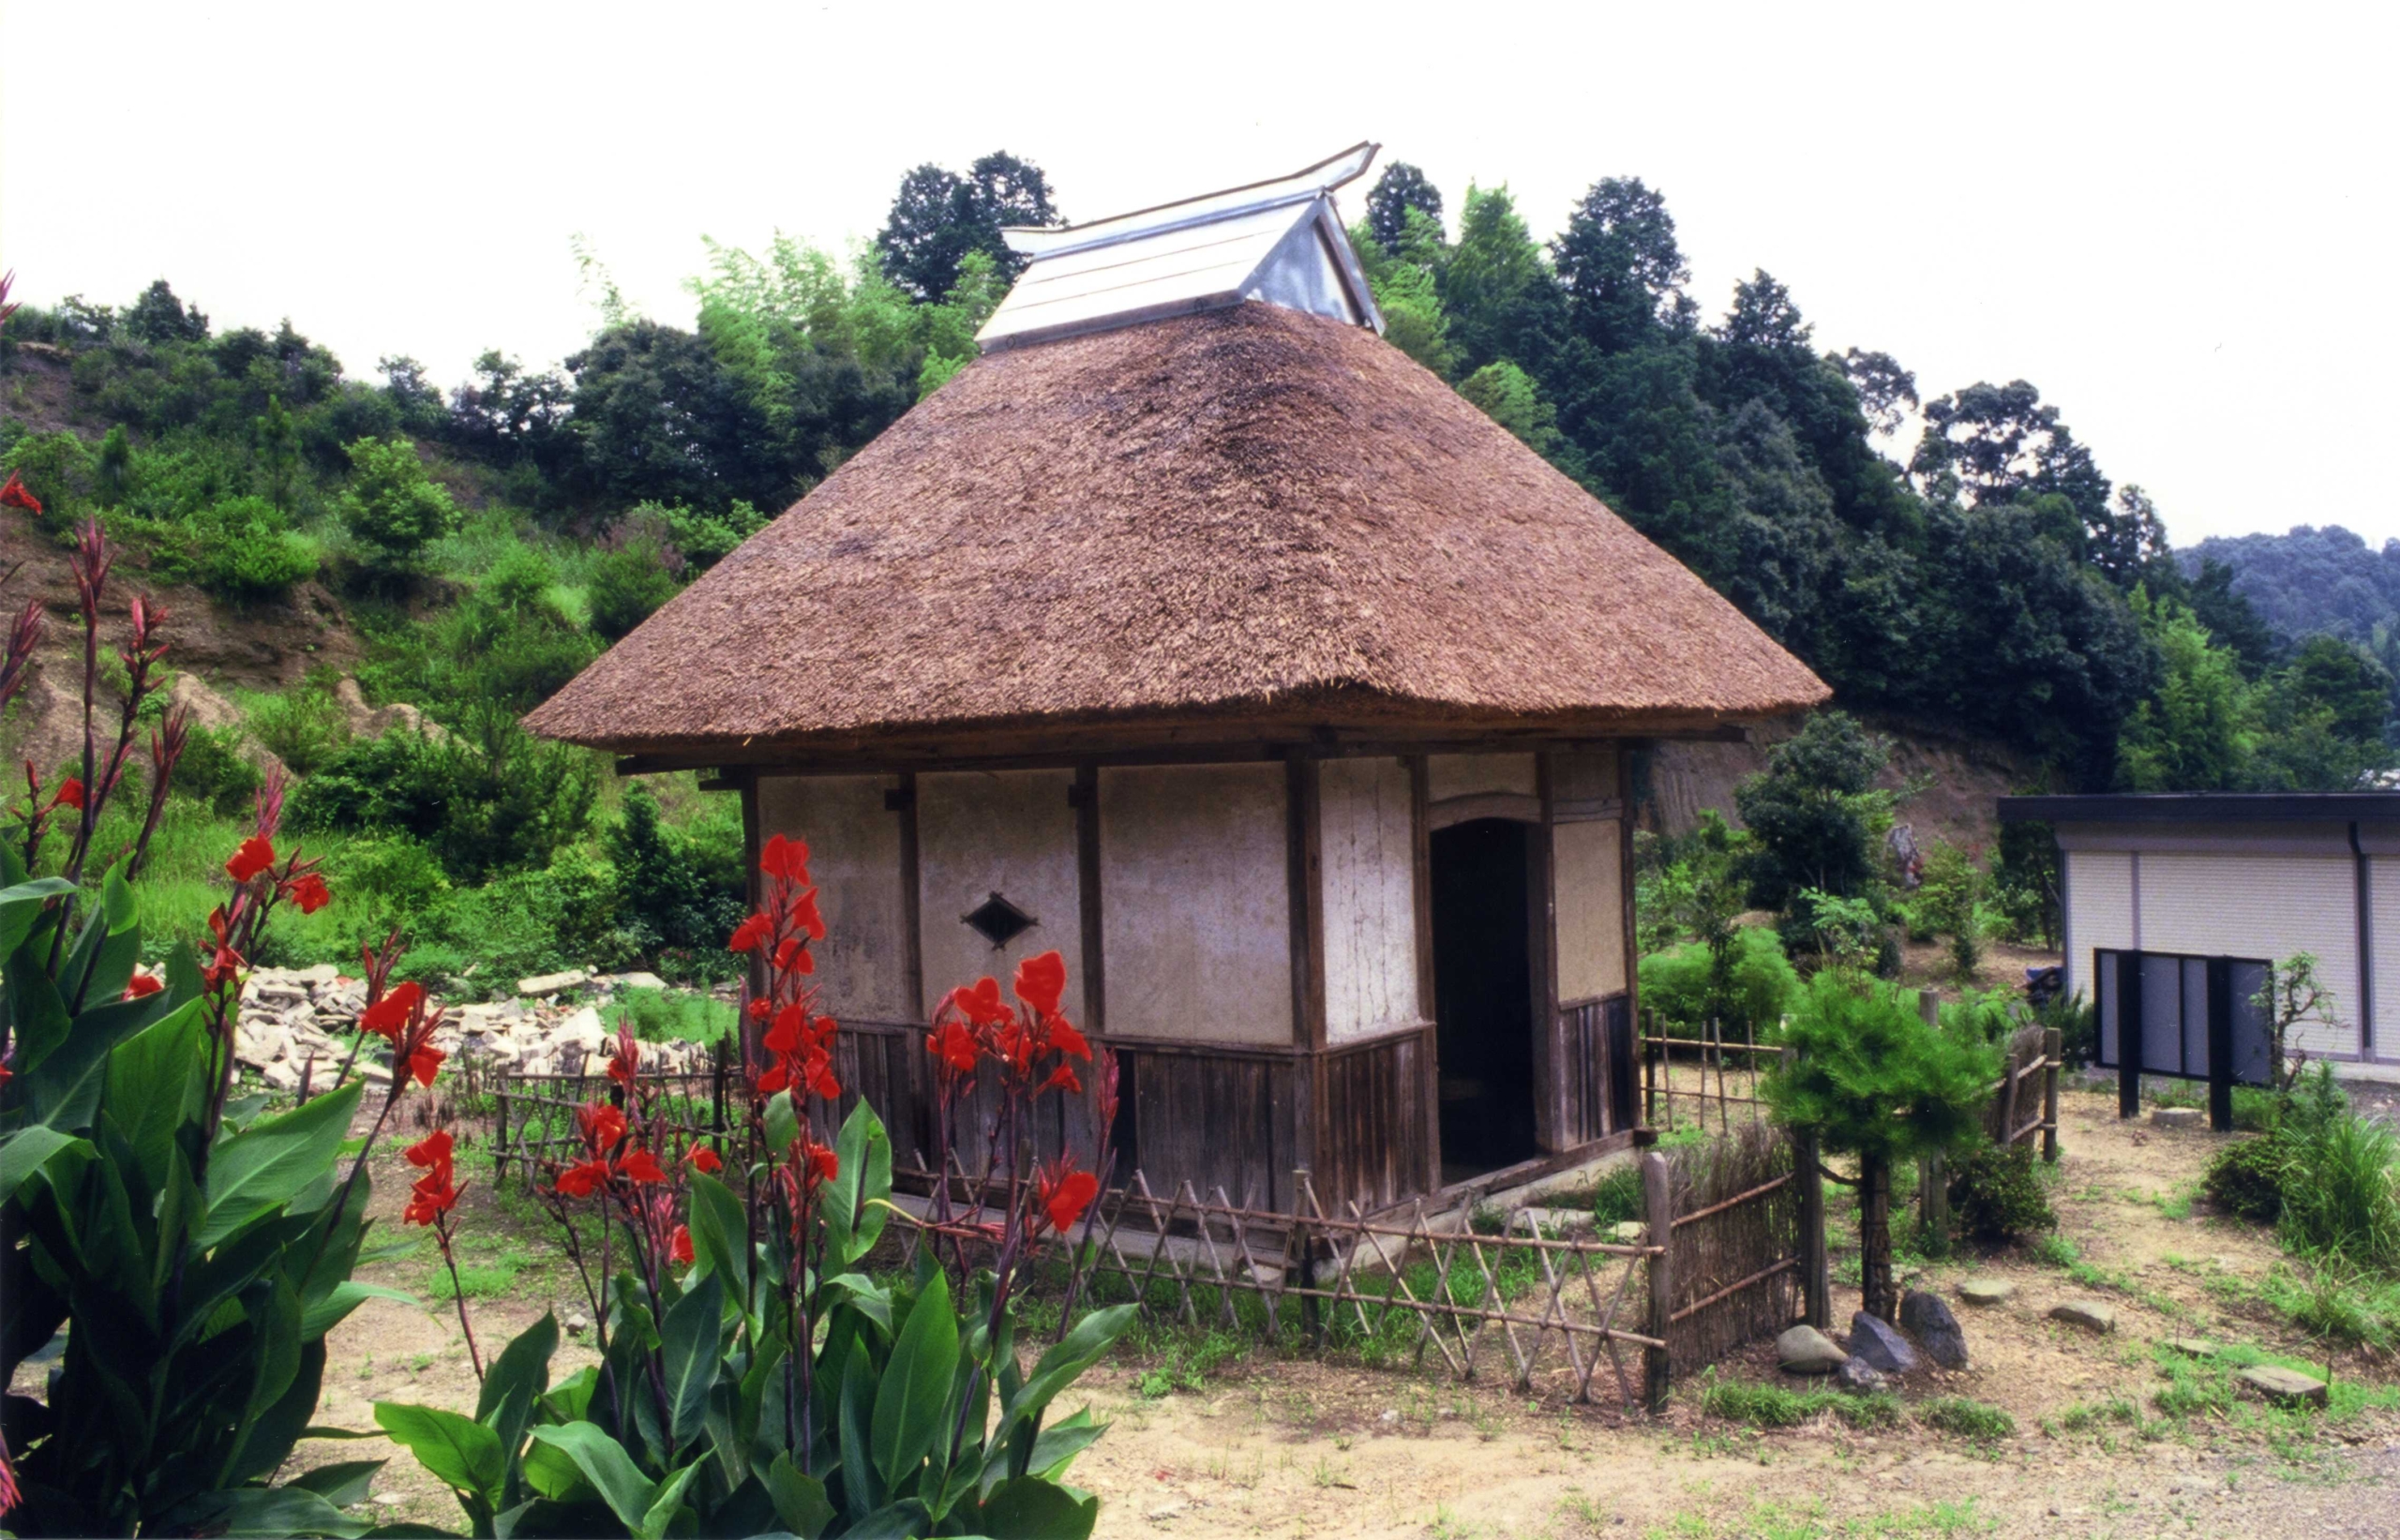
(1430, 817, 1540, 1182)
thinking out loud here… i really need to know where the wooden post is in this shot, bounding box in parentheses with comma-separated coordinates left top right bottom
(1642, 1150, 1673, 1411)
(2042, 1027, 2062, 1163)
(494, 1084, 510, 1185)
(2118, 951, 2143, 1120)
(1794, 1128, 1827, 1329)
(1295, 1167, 1323, 1348)
(1912, 991, 1948, 1254)
(2206, 957, 2235, 1133)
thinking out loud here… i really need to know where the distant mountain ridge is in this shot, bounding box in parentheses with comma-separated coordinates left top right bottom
(2181, 525, 2400, 646)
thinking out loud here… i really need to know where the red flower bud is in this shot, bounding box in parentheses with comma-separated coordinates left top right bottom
(669, 1224, 694, 1265)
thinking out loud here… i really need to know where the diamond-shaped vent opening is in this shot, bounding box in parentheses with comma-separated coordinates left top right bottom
(963, 891, 1038, 949)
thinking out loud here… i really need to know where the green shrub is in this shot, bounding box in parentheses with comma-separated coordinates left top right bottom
(326, 832, 453, 940)
(607, 780, 747, 967)
(1948, 1140, 2057, 1243)
(399, 848, 631, 992)
(2204, 1135, 2286, 1223)
(586, 537, 681, 639)
(2277, 1111, 2400, 1271)
(1589, 1159, 1644, 1227)
(338, 434, 458, 570)
(245, 683, 351, 774)
(1917, 841, 1987, 979)
(182, 494, 317, 600)
(170, 723, 262, 816)
(1639, 925, 1799, 1038)
(288, 714, 598, 884)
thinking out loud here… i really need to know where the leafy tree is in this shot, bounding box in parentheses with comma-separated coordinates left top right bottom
(1838, 349, 1918, 438)
(1458, 360, 1565, 457)
(94, 425, 132, 506)
(1765, 971, 2000, 1321)
(1911, 380, 2112, 540)
(2184, 556, 2280, 677)
(1365, 161, 1443, 250)
(1440, 184, 1565, 377)
(2286, 634, 2391, 743)
(1734, 710, 1894, 914)
(119, 277, 208, 343)
(1714, 269, 1810, 350)
(2115, 591, 2251, 790)
(1551, 175, 1690, 355)
(607, 780, 746, 958)
(338, 435, 458, 570)
(1353, 208, 1457, 377)
(875, 150, 1061, 302)
(252, 392, 297, 514)
(378, 353, 447, 432)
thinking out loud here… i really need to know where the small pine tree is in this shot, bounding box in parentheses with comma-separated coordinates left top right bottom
(338, 435, 457, 571)
(1764, 971, 1999, 1321)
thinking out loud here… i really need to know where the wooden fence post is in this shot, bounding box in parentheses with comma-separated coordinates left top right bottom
(1294, 1167, 1323, 1348)
(1794, 1128, 1827, 1329)
(2042, 1027, 2062, 1163)
(493, 1079, 511, 1186)
(1914, 991, 1949, 1254)
(1642, 1149, 1673, 1411)
(1642, 1012, 1658, 1128)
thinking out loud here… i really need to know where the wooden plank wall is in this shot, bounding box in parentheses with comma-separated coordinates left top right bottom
(1556, 994, 1634, 1145)
(1316, 1026, 1435, 1214)
(1110, 1040, 1304, 1211)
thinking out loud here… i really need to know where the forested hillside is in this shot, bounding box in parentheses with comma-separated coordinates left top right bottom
(2182, 524, 2400, 656)
(0, 149, 2391, 988)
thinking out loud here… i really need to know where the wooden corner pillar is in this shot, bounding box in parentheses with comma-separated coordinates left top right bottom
(1288, 755, 1326, 1187)
(1408, 754, 1440, 1196)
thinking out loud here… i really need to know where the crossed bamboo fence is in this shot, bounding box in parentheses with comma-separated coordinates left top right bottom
(472, 1043, 1820, 1407)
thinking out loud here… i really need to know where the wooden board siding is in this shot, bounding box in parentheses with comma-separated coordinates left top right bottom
(1109, 1039, 1304, 1211)
(1557, 994, 1635, 1144)
(1316, 1026, 1435, 1214)
(831, 1020, 930, 1165)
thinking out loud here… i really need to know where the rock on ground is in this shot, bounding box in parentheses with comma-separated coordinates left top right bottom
(1956, 1277, 2014, 1306)
(2238, 1365, 2328, 1407)
(1844, 1311, 1922, 1375)
(1898, 1290, 1969, 1370)
(1776, 1324, 1848, 1375)
(2048, 1298, 2116, 1333)
(1833, 1356, 1885, 1394)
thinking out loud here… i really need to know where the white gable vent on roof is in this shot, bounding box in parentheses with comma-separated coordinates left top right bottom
(975, 142, 1386, 352)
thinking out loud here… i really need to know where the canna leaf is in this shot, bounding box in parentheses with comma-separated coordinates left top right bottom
(200, 1081, 361, 1247)
(763, 1089, 800, 1154)
(685, 1169, 749, 1309)
(822, 1099, 891, 1267)
(977, 1474, 1100, 1539)
(763, 1453, 834, 1539)
(658, 1267, 724, 1448)
(870, 1265, 958, 1493)
(527, 1421, 654, 1533)
(637, 1461, 701, 1540)
(0, 1126, 81, 1207)
(999, 1304, 1139, 1442)
(376, 1401, 506, 1503)
(289, 1457, 388, 1507)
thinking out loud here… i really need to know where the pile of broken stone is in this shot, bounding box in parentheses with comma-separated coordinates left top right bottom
(225, 964, 728, 1093)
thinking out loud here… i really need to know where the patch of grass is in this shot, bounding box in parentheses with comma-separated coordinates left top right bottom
(1642, 1498, 1992, 1539)
(1698, 1377, 1901, 1432)
(428, 1245, 532, 1301)
(606, 986, 738, 1046)
(1915, 1397, 2014, 1442)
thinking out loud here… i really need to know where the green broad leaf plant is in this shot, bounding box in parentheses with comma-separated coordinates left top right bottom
(0, 519, 433, 1535)
(371, 832, 1136, 1537)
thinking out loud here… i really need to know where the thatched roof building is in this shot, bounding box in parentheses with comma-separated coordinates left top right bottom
(532, 146, 1825, 1214)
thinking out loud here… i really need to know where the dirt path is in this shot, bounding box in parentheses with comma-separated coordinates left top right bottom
(301, 1087, 2399, 1536)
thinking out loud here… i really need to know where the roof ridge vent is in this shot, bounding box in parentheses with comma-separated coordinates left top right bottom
(976, 142, 1385, 353)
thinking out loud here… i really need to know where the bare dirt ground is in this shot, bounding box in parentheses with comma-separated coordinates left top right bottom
(290, 1086, 2399, 1538)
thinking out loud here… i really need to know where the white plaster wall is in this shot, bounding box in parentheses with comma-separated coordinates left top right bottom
(1554, 818, 1626, 1002)
(2136, 852, 2360, 1059)
(2374, 860, 2400, 1063)
(1428, 754, 1537, 803)
(1320, 757, 1419, 1041)
(917, 770, 1087, 1022)
(1099, 764, 1292, 1044)
(2063, 849, 2134, 1005)
(756, 774, 912, 1022)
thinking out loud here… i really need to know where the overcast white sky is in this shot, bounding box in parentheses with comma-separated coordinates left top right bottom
(4, 2, 2392, 546)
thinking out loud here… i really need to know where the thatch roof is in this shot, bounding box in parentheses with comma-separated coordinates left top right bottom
(526, 303, 1827, 763)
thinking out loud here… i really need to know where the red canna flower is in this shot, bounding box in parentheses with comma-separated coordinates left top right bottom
(1048, 1017, 1091, 1062)
(49, 777, 82, 811)
(1038, 1163, 1099, 1236)
(617, 1147, 667, 1185)
(927, 1019, 979, 1074)
(578, 1101, 626, 1153)
(945, 977, 1009, 1027)
(282, 871, 331, 914)
(405, 1129, 454, 1170)
(399, 1036, 445, 1087)
(788, 887, 826, 941)
(225, 833, 277, 883)
(403, 1171, 461, 1226)
(686, 1144, 722, 1174)
(0, 471, 40, 515)
(745, 996, 772, 1022)
(669, 1224, 694, 1266)
(1042, 1064, 1082, 1096)
(803, 1051, 840, 1101)
(121, 972, 163, 1000)
(764, 1002, 805, 1057)
(728, 912, 772, 953)
(556, 1158, 609, 1198)
(803, 1139, 839, 1186)
(759, 832, 810, 883)
(359, 980, 423, 1041)
(1014, 949, 1068, 1017)
(772, 936, 806, 972)
(607, 1039, 639, 1086)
